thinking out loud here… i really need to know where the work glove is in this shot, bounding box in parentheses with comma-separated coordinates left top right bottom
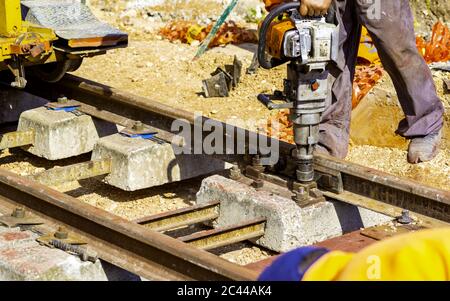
(258, 246, 329, 281)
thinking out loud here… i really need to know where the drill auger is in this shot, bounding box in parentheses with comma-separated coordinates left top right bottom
(257, 1, 339, 206)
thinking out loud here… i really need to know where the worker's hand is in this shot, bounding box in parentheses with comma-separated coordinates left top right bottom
(300, 0, 332, 17)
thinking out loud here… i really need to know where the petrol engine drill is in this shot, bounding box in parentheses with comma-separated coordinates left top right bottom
(257, 1, 338, 206)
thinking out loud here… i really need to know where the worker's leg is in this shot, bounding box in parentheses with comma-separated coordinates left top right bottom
(318, 0, 360, 159)
(356, 0, 444, 138)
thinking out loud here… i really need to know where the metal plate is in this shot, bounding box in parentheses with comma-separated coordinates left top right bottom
(37, 232, 87, 247)
(0, 215, 43, 228)
(21, 0, 127, 44)
(360, 224, 426, 241)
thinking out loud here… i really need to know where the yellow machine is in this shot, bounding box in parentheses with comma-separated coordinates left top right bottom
(0, 0, 56, 87)
(358, 26, 381, 65)
(0, 0, 128, 88)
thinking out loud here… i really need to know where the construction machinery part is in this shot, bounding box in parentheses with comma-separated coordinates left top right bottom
(21, 0, 128, 49)
(0, 129, 34, 150)
(30, 159, 112, 186)
(179, 218, 266, 250)
(134, 201, 220, 232)
(0, 207, 43, 228)
(25, 75, 450, 224)
(258, 1, 338, 206)
(0, 0, 127, 87)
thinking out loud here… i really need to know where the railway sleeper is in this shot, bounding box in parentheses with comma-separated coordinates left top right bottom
(28, 132, 228, 191)
(196, 175, 393, 253)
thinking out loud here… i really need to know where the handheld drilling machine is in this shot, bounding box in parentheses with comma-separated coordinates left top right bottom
(257, 1, 339, 206)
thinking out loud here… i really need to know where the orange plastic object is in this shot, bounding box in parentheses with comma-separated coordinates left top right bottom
(262, 0, 284, 11)
(352, 65, 384, 108)
(265, 110, 294, 144)
(159, 21, 257, 47)
(416, 22, 450, 63)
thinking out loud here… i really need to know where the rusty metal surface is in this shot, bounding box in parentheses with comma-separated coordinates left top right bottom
(134, 201, 220, 232)
(30, 159, 112, 186)
(315, 155, 450, 223)
(254, 170, 449, 227)
(0, 207, 43, 228)
(0, 130, 34, 150)
(37, 226, 88, 247)
(25, 75, 450, 223)
(26, 74, 284, 159)
(21, 0, 128, 45)
(246, 231, 378, 274)
(179, 218, 266, 251)
(313, 231, 377, 253)
(0, 167, 259, 281)
(50, 99, 185, 147)
(322, 190, 449, 228)
(360, 224, 426, 241)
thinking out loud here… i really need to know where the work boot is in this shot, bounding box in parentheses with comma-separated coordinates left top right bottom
(407, 130, 442, 164)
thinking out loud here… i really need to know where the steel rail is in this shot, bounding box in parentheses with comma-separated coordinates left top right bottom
(314, 155, 450, 223)
(25, 74, 286, 158)
(25, 75, 450, 222)
(0, 167, 259, 281)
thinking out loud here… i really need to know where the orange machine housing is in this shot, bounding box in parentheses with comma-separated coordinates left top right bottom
(263, 0, 286, 11)
(265, 18, 295, 59)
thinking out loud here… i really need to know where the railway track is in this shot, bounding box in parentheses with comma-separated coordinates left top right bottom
(0, 74, 448, 280)
(0, 167, 261, 280)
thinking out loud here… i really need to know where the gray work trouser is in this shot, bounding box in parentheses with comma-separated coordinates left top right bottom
(319, 0, 444, 158)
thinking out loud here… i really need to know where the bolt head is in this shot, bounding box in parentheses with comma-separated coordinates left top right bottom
(12, 207, 25, 219)
(251, 179, 264, 189)
(54, 227, 69, 239)
(230, 165, 241, 180)
(57, 97, 69, 104)
(311, 80, 320, 91)
(397, 210, 413, 224)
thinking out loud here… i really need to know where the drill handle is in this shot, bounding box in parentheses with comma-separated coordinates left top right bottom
(258, 2, 301, 69)
(257, 93, 293, 110)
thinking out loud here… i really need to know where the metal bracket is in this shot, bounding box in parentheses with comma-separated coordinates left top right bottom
(0, 208, 44, 228)
(292, 181, 326, 207)
(257, 91, 293, 110)
(45, 97, 81, 112)
(202, 56, 243, 98)
(37, 226, 87, 247)
(314, 164, 344, 194)
(225, 55, 243, 88)
(202, 69, 232, 98)
(120, 121, 158, 140)
(245, 156, 265, 188)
